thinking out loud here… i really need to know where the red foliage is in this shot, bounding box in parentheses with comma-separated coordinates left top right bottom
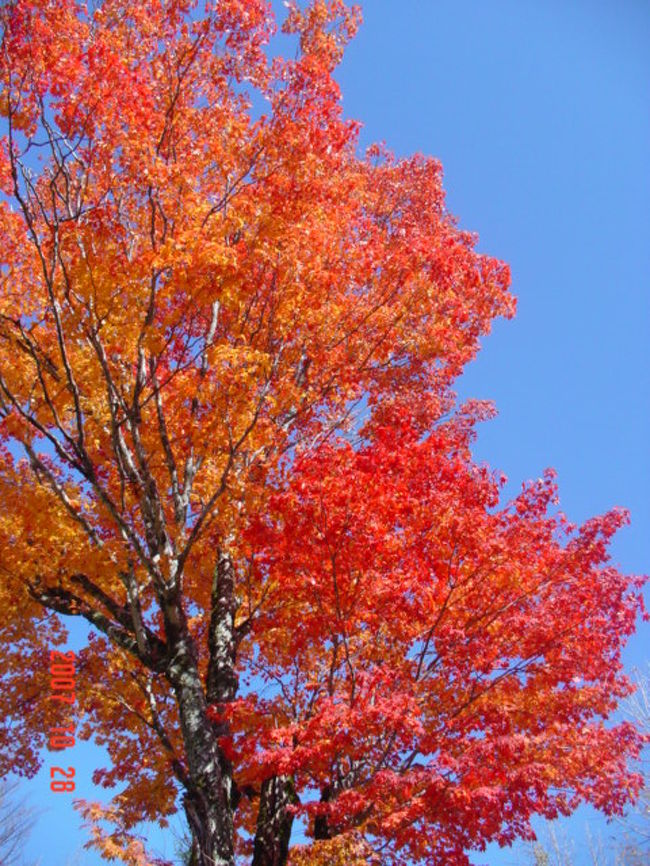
(0, 2, 644, 864)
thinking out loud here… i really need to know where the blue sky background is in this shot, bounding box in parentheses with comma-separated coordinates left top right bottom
(14, 2, 649, 864)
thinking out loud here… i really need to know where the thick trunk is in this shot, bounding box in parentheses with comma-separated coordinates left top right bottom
(167, 552, 300, 866)
(165, 593, 235, 866)
(207, 549, 239, 706)
(206, 549, 239, 812)
(251, 776, 296, 866)
(182, 785, 233, 866)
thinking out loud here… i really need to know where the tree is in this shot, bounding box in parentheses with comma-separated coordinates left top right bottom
(0, 778, 40, 866)
(0, 2, 645, 865)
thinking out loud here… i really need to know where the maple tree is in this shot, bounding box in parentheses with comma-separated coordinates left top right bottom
(0, 2, 646, 865)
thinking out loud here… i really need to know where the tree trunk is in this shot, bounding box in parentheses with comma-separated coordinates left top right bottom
(182, 785, 234, 866)
(164, 592, 235, 866)
(251, 776, 296, 866)
(313, 785, 332, 841)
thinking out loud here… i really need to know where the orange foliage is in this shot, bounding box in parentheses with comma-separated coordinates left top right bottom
(0, 2, 644, 865)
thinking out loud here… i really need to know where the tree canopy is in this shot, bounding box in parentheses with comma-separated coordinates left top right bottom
(0, 2, 645, 865)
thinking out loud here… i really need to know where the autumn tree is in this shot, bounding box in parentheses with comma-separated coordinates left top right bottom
(0, 2, 645, 865)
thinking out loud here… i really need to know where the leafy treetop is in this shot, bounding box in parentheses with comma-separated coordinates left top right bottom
(0, 2, 645, 865)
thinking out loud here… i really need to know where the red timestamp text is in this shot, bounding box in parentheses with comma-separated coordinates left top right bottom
(48, 650, 77, 793)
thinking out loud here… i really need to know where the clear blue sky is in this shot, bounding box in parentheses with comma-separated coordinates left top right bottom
(17, 2, 649, 864)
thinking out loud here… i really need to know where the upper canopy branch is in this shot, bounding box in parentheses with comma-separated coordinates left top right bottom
(27, 578, 166, 673)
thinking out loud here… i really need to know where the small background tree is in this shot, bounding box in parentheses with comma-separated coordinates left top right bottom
(525, 667, 650, 866)
(0, 778, 40, 866)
